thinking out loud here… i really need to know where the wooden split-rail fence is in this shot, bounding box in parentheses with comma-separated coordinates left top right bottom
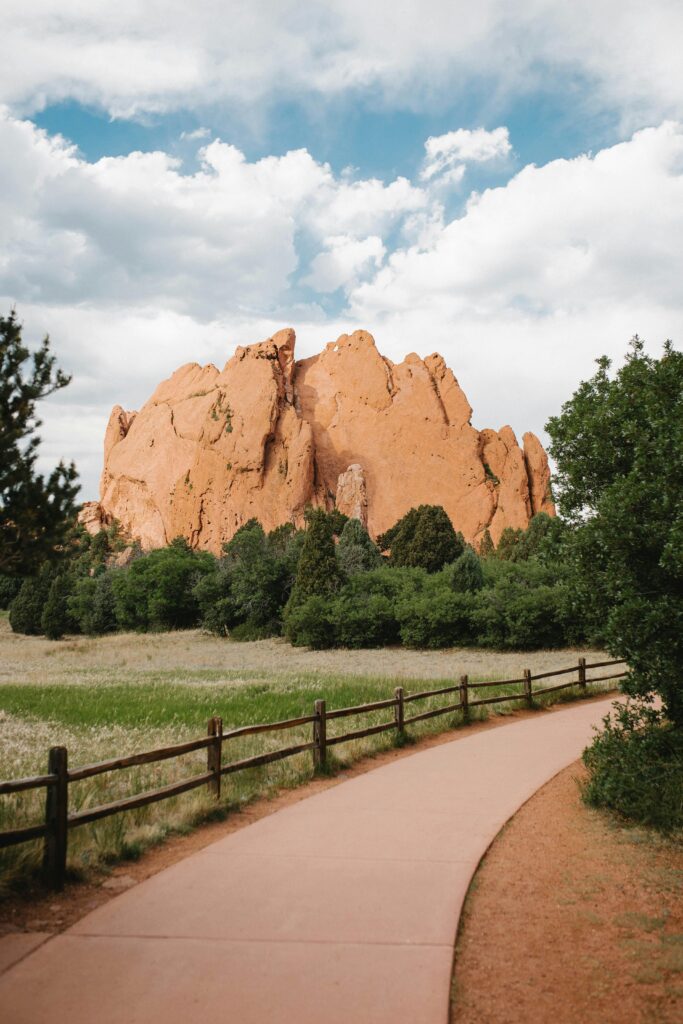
(0, 656, 627, 889)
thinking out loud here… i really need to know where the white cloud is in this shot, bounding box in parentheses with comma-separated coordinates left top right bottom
(304, 235, 385, 293)
(180, 127, 210, 141)
(0, 110, 427, 318)
(1, 2, 682, 128)
(422, 127, 511, 181)
(352, 122, 683, 318)
(2, 112, 682, 503)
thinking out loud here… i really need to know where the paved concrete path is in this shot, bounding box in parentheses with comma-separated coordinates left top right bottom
(0, 697, 615, 1024)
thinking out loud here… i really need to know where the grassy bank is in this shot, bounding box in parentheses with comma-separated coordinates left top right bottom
(0, 617, 620, 892)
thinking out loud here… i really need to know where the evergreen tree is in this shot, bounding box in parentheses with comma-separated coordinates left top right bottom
(337, 518, 381, 575)
(288, 508, 345, 606)
(9, 564, 54, 635)
(377, 505, 464, 573)
(447, 547, 485, 593)
(1, 311, 79, 576)
(41, 572, 75, 640)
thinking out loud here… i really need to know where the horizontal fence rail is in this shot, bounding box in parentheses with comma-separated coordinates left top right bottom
(0, 656, 627, 889)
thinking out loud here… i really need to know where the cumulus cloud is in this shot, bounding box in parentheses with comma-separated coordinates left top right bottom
(0, 110, 428, 318)
(304, 235, 385, 293)
(2, 111, 682, 501)
(1, 2, 683, 128)
(422, 127, 511, 182)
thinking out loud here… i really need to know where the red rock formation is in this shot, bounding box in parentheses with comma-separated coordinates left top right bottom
(91, 329, 554, 551)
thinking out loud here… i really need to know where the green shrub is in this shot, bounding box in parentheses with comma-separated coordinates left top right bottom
(398, 587, 475, 648)
(68, 572, 118, 635)
(445, 547, 484, 593)
(582, 701, 683, 832)
(112, 539, 215, 631)
(333, 593, 399, 648)
(193, 564, 239, 635)
(284, 595, 339, 649)
(41, 572, 77, 639)
(0, 574, 21, 609)
(8, 565, 54, 635)
(378, 504, 465, 573)
(475, 559, 574, 649)
(337, 518, 381, 576)
(194, 520, 304, 637)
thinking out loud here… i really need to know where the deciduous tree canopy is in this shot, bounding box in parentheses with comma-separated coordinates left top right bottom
(546, 338, 683, 726)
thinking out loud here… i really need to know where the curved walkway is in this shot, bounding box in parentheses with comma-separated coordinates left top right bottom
(0, 697, 615, 1024)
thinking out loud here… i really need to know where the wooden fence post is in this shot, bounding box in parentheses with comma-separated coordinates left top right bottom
(578, 657, 587, 692)
(313, 699, 327, 772)
(207, 717, 223, 799)
(524, 669, 533, 708)
(394, 687, 404, 739)
(43, 746, 68, 891)
(460, 674, 469, 722)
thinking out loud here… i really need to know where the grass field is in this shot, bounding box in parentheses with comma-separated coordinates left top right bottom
(0, 616, 618, 891)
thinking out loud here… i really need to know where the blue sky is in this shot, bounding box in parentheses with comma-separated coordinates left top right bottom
(1, 1, 682, 498)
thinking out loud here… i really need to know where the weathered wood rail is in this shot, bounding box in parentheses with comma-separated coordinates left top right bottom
(0, 656, 627, 889)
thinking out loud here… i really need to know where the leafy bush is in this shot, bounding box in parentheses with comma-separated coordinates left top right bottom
(193, 562, 239, 635)
(582, 701, 683, 832)
(378, 505, 465, 573)
(333, 593, 398, 648)
(472, 560, 572, 649)
(195, 520, 304, 637)
(547, 339, 683, 726)
(398, 587, 475, 649)
(112, 538, 215, 631)
(284, 595, 339, 649)
(68, 572, 118, 635)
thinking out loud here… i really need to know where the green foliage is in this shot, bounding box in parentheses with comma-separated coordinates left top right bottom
(337, 518, 382, 576)
(287, 508, 345, 609)
(445, 547, 485, 593)
(0, 574, 21, 609)
(377, 504, 465, 573)
(41, 572, 76, 640)
(68, 572, 118, 635)
(511, 512, 568, 563)
(9, 564, 55, 635)
(495, 526, 523, 561)
(325, 508, 349, 536)
(582, 701, 683, 832)
(195, 520, 304, 637)
(193, 563, 238, 635)
(283, 595, 338, 649)
(112, 540, 215, 631)
(547, 338, 683, 725)
(0, 311, 79, 575)
(472, 560, 572, 649)
(398, 587, 474, 649)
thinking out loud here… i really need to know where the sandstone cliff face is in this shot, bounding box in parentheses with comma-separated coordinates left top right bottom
(92, 329, 554, 552)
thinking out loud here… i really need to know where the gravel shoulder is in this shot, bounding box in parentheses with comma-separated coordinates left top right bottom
(452, 762, 683, 1024)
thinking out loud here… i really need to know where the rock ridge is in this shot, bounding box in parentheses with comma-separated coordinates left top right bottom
(83, 329, 554, 551)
